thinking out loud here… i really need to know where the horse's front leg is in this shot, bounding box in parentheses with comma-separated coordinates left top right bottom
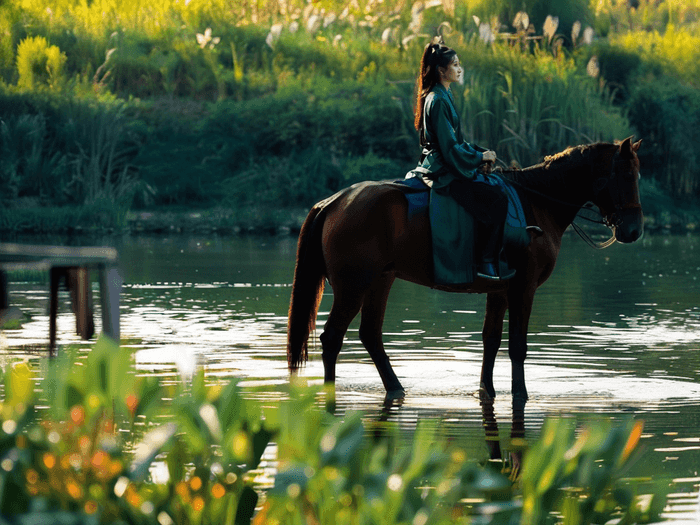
(507, 285, 536, 403)
(480, 292, 508, 400)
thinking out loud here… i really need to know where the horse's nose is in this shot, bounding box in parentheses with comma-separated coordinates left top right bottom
(616, 208, 644, 243)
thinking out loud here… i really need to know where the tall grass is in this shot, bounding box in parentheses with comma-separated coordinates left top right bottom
(455, 41, 631, 166)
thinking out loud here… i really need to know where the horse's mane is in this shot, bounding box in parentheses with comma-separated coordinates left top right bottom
(499, 142, 612, 191)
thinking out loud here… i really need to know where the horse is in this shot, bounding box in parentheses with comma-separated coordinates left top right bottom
(286, 137, 643, 404)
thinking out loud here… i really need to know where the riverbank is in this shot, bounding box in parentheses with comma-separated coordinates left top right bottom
(125, 203, 698, 236)
(1, 195, 697, 238)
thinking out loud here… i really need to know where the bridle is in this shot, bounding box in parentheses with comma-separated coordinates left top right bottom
(498, 146, 641, 249)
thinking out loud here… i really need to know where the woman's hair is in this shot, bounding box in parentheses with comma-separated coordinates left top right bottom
(414, 41, 457, 134)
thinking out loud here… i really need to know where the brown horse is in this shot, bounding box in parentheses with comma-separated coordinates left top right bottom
(287, 138, 643, 403)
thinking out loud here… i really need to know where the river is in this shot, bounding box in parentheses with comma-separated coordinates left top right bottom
(2, 231, 699, 522)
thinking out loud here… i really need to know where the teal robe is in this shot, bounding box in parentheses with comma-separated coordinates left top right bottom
(418, 83, 486, 191)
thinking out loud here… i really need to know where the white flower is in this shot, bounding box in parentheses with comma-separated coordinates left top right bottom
(289, 21, 299, 33)
(266, 23, 283, 49)
(543, 15, 559, 43)
(513, 11, 529, 31)
(307, 14, 322, 33)
(587, 55, 600, 77)
(196, 28, 220, 49)
(323, 13, 336, 28)
(479, 22, 494, 43)
(571, 20, 581, 42)
(381, 27, 392, 44)
(583, 26, 594, 45)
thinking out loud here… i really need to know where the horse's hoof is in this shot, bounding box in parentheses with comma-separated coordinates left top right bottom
(512, 393, 529, 408)
(479, 383, 496, 401)
(385, 388, 406, 401)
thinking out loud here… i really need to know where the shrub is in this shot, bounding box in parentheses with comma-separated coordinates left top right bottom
(612, 26, 700, 87)
(627, 77, 700, 196)
(16, 36, 67, 91)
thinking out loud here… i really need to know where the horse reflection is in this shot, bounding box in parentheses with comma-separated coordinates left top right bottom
(481, 397, 526, 481)
(325, 387, 528, 479)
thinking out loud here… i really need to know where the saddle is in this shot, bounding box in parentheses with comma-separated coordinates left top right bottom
(397, 173, 531, 285)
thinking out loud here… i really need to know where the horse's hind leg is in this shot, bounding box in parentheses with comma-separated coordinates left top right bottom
(320, 286, 364, 385)
(480, 292, 508, 400)
(359, 273, 404, 396)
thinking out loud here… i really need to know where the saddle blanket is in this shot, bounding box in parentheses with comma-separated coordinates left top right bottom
(396, 173, 529, 284)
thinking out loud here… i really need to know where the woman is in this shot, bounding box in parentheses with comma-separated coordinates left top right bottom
(413, 41, 512, 280)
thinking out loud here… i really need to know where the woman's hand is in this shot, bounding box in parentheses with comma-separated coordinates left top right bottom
(482, 150, 497, 163)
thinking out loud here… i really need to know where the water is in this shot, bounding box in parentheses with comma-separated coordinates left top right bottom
(2, 232, 699, 521)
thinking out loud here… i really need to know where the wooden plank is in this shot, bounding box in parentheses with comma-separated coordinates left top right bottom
(0, 243, 117, 266)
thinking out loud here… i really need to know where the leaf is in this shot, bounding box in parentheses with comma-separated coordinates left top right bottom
(250, 427, 273, 471)
(618, 420, 644, 466)
(7, 363, 34, 407)
(165, 437, 188, 485)
(235, 486, 258, 525)
(65, 384, 84, 410)
(271, 465, 311, 496)
(129, 422, 178, 481)
(199, 403, 223, 442)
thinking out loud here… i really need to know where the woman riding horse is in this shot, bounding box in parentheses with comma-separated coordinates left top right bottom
(413, 41, 512, 280)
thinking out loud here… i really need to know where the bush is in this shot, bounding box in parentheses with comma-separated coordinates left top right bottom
(16, 36, 67, 91)
(627, 77, 700, 196)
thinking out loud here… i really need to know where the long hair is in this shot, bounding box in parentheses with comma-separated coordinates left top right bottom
(413, 41, 457, 139)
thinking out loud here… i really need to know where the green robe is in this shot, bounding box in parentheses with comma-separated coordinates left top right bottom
(418, 83, 486, 192)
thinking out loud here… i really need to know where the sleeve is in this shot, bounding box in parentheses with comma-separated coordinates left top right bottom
(431, 97, 484, 178)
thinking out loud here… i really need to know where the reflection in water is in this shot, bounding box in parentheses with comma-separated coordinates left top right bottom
(2, 233, 700, 522)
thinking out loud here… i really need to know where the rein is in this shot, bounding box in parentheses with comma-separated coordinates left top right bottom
(495, 149, 625, 249)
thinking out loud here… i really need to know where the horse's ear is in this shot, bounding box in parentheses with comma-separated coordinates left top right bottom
(619, 136, 633, 157)
(632, 139, 642, 152)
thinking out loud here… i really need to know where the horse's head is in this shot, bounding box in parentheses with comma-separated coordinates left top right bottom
(592, 137, 644, 244)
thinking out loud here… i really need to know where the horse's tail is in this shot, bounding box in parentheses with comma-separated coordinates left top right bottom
(287, 205, 327, 372)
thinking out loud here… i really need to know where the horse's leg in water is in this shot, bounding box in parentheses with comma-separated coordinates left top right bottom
(320, 283, 364, 385)
(359, 272, 404, 396)
(507, 282, 536, 403)
(480, 292, 508, 400)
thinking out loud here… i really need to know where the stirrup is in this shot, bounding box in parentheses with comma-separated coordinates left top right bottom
(477, 261, 516, 281)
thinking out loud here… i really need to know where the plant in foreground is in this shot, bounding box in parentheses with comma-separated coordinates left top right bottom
(0, 338, 668, 524)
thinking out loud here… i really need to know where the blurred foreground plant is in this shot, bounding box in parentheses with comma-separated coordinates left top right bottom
(0, 338, 668, 524)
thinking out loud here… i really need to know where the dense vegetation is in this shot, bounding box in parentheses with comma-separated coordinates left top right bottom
(1, 0, 700, 232)
(0, 337, 668, 524)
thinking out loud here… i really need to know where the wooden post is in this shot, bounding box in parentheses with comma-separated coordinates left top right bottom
(74, 267, 95, 340)
(49, 267, 60, 357)
(0, 270, 7, 311)
(99, 265, 121, 343)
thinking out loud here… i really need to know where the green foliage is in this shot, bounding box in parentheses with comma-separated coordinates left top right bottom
(0, 341, 670, 524)
(456, 45, 632, 167)
(520, 417, 667, 524)
(581, 43, 642, 103)
(627, 77, 700, 195)
(612, 25, 700, 87)
(465, 0, 593, 39)
(0, 89, 144, 225)
(16, 36, 67, 91)
(0, 202, 128, 233)
(1, 0, 700, 210)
